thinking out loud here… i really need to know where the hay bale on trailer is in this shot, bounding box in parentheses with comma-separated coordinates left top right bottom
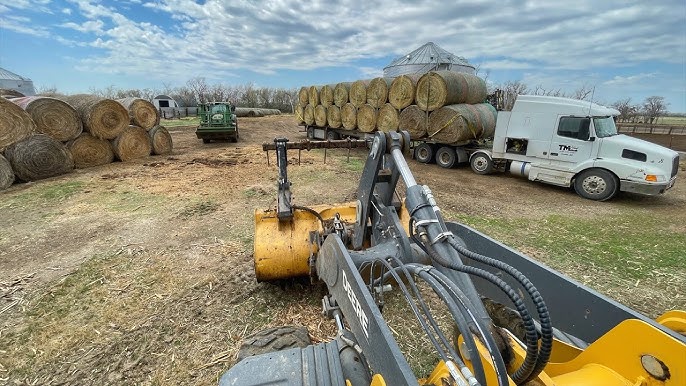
(111, 125, 152, 161)
(399, 105, 429, 139)
(314, 105, 327, 127)
(341, 103, 357, 130)
(357, 104, 377, 133)
(117, 97, 159, 130)
(349, 80, 370, 108)
(11, 96, 82, 142)
(308, 86, 323, 106)
(303, 104, 315, 126)
(295, 104, 305, 124)
(416, 71, 487, 111)
(0, 88, 25, 98)
(377, 103, 399, 133)
(60, 94, 128, 140)
(389, 74, 420, 110)
(327, 105, 342, 128)
(298, 87, 309, 107)
(0, 97, 35, 150)
(0, 154, 14, 190)
(67, 133, 114, 168)
(320, 85, 336, 107)
(333, 82, 352, 107)
(427, 103, 496, 144)
(149, 125, 173, 155)
(4, 134, 74, 181)
(367, 77, 394, 108)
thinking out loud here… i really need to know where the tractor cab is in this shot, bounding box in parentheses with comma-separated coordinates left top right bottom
(196, 102, 239, 143)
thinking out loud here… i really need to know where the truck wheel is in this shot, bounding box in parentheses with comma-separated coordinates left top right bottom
(414, 143, 434, 164)
(237, 326, 311, 362)
(435, 147, 457, 168)
(574, 169, 618, 201)
(327, 130, 338, 140)
(306, 127, 314, 140)
(470, 152, 493, 175)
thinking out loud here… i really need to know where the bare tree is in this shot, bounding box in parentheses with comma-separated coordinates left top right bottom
(612, 98, 634, 122)
(186, 77, 209, 104)
(571, 83, 594, 101)
(642, 96, 669, 124)
(173, 86, 197, 107)
(36, 85, 61, 97)
(494, 80, 529, 111)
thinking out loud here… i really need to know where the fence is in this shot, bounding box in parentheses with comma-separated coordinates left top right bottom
(618, 123, 686, 152)
(159, 107, 199, 119)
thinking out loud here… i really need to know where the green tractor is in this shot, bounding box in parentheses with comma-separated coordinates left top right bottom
(196, 102, 239, 143)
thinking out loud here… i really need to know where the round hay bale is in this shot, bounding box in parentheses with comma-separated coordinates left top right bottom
(4, 134, 74, 181)
(111, 125, 152, 161)
(333, 82, 352, 107)
(67, 133, 114, 168)
(60, 94, 128, 140)
(389, 74, 420, 110)
(149, 125, 173, 155)
(357, 104, 377, 133)
(295, 104, 305, 124)
(0, 97, 36, 150)
(416, 71, 467, 111)
(463, 74, 488, 104)
(327, 105, 342, 128)
(474, 103, 497, 138)
(11, 96, 82, 142)
(308, 86, 322, 106)
(399, 105, 429, 139)
(367, 77, 393, 108)
(341, 103, 357, 130)
(376, 103, 399, 133)
(303, 104, 315, 126)
(314, 105, 327, 127)
(320, 85, 335, 107)
(0, 89, 25, 98)
(298, 87, 309, 107)
(0, 154, 14, 190)
(117, 97, 159, 130)
(428, 104, 485, 144)
(349, 80, 370, 108)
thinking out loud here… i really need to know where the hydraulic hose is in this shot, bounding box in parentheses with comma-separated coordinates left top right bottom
(447, 238, 553, 383)
(419, 231, 539, 385)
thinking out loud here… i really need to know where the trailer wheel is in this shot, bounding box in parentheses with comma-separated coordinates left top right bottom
(435, 147, 457, 168)
(327, 130, 339, 140)
(470, 152, 493, 175)
(306, 127, 314, 140)
(574, 169, 618, 201)
(414, 143, 435, 164)
(237, 326, 311, 362)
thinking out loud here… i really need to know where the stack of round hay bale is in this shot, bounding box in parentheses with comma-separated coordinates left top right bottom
(296, 71, 495, 144)
(0, 93, 172, 191)
(234, 107, 282, 117)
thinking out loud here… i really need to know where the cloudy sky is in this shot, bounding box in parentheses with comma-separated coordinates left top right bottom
(1, 0, 685, 111)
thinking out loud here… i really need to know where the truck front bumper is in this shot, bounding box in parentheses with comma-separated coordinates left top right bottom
(620, 176, 676, 196)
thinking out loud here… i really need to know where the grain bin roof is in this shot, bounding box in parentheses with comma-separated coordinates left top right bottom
(0, 67, 36, 96)
(0, 67, 32, 81)
(383, 42, 476, 78)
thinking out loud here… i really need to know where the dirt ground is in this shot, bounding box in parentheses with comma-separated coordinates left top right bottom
(1, 115, 684, 385)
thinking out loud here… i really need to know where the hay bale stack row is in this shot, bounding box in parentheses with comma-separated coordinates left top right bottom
(234, 107, 282, 117)
(0, 93, 173, 191)
(295, 71, 493, 143)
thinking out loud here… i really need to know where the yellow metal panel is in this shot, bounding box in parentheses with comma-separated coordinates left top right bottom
(656, 310, 686, 335)
(369, 374, 386, 386)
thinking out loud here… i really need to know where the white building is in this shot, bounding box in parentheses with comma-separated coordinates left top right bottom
(383, 42, 476, 78)
(0, 67, 36, 96)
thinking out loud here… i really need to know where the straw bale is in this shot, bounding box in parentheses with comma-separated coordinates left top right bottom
(326, 105, 342, 129)
(320, 85, 336, 107)
(0, 154, 14, 190)
(117, 97, 160, 130)
(377, 103, 399, 133)
(0, 97, 35, 150)
(298, 87, 309, 107)
(389, 74, 420, 110)
(303, 104, 315, 126)
(333, 82, 352, 107)
(111, 125, 152, 161)
(314, 105, 327, 127)
(416, 71, 487, 111)
(357, 104, 377, 133)
(349, 80, 370, 108)
(399, 105, 429, 139)
(295, 104, 305, 124)
(367, 77, 393, 108)
(59, 94, 128, 139)
(4, 134, 74, 181)
(11, 96, 82, 142)
(149, 125, 173, 155)
(341, 103, 357, 130)
(308, 86, 323, 106)
(428, 103, 495, 144)
(67, 133, 114, 168)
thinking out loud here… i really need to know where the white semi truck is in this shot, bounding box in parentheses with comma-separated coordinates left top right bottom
(413, 95, 679, 201)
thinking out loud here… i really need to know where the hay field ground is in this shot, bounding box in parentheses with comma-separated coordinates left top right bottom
(1, 115, 685, 385)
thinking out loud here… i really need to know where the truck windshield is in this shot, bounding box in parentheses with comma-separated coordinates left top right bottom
(593, 116, 618, 138)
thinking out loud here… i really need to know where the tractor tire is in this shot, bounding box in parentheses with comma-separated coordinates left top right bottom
(470, 152, 493, 175)
(414, 143, 434, 164)
(236, 326, 311, 362)
(574, 169, 618, 201)
(435, 146, 457, 168)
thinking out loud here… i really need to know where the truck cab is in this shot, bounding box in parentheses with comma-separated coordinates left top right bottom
(488, 95, 679, 201)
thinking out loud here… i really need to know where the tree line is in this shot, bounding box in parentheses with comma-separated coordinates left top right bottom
(39, 76, 671, 123)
